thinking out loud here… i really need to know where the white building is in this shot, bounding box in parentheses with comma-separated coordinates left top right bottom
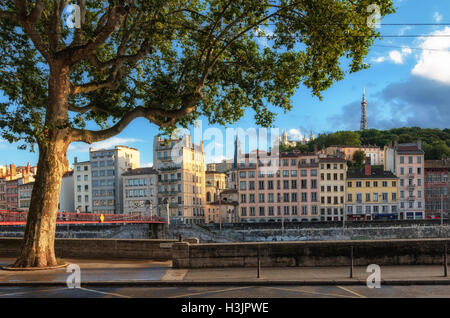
(90, 146, 140, 214)
(122, 167, 159, 215)
(73, 159, 92, 213)
(59, 171, 74, 212)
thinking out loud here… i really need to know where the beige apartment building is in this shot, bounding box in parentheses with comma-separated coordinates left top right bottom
(153, 135, 205, 224)
(205, 170, 227, 203)
(237, 151, 320, 223)
(122, 167, 158, 215)
(384, 141, 425, 220)
(319, 157, 347, 221)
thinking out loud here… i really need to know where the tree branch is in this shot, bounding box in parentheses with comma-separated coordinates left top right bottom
(66, 5, 129, 64)
(0, 10, 19, 22)
(13, 0, 51, 61)
(71, 94, 199, 143)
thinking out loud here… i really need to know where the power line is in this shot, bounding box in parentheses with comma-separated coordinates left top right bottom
(373, 45, 450, 53)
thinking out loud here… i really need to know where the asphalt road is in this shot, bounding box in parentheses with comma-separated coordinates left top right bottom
(1, 285, 450, 298)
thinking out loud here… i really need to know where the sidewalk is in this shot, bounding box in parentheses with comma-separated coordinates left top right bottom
(0, 257, 449, 286)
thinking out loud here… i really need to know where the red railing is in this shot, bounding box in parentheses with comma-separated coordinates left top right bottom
(0, 210, 165, 225)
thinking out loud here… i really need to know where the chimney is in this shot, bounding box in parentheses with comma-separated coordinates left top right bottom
(365, 164, 371, 176)
(26, 162, 30, 174)
(417, 139, 422, 150)
(10, 164, 16, 179)
(74, 156, 78, 164)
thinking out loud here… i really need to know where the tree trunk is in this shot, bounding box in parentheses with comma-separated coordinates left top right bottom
(13, 139, 70, 267)
(14, 62, 71, 268)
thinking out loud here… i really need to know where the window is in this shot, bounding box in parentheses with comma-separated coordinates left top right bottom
(259, 207, 265, 216)
(240, 181, 246, 190)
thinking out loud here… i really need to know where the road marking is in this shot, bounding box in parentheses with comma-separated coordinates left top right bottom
(169, 286, 251, 298)
(267, 286, 357, 298)
(79, 287, 131, 298)
(0, 287, 61, 297)
(161, 269, 188, 281)
(337, 286, 367, 298)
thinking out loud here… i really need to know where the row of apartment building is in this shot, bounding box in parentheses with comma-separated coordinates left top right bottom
(1, 136, 448, 224)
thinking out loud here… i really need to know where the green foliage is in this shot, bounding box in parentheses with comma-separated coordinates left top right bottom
(291, 127, 450, 160)
(352, 149, 366, 166)
(0, 0, 395, 149)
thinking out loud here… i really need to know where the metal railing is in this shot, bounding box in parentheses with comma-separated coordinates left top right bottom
(0, 210, 165, 224)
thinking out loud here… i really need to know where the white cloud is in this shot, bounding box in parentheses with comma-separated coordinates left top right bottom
(412, 27, 450, 85)
(398, 25, 412, 36)
(434, 12, 443, 23)
(372, 47, 412, 64)
(205, 154, 227, 164)
(287, 128, 303, 141)
(69, 137, 142, 153)
(141, 162, 153, 168)
(389, 50, 404, 64)
(372, 56, 386, 63)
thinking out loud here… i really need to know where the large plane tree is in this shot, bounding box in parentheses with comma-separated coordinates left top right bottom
(0, 0, 394, 268)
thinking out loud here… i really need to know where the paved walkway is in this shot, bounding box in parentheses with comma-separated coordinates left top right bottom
(0, 258, 449, 286)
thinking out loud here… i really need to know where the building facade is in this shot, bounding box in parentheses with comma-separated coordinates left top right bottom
(424, 159, 449, 218)
(59, 171, 74, 212)
(122, 167, 158, 215)
(18, 182, 34, 211)
(90, 146, 140, 214)
(237, 152, 320, 223)
(321, 146, 384, 165)
(346, 165, 399, 220)
(319, 157, 347, 221)
(385, 141, 425, 219)
(153, 135, 205, 224)
(73, 159, 92, 213)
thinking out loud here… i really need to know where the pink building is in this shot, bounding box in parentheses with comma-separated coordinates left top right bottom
(237, 151, 320, 222)
(385, 141, 425, 219)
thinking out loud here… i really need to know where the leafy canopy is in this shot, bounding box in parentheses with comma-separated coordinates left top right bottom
(0, 0, 395, 149)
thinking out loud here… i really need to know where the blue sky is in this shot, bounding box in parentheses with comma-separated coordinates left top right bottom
(1, 0, 450, 168)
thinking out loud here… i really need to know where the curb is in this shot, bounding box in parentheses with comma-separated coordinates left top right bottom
(1, 279, 450, 287)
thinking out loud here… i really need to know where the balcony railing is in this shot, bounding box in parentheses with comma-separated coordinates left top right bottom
(159, 166, 180, 171)
(159, 178, 181, 184)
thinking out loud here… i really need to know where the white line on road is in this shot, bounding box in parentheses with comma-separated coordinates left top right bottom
(337, 286, 367, 298)
(169, 286, 252, 298)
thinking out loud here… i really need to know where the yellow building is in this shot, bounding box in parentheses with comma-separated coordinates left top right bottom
(153, 135, 205, 224)
(346, 165, 399, 220)
(319, 157, 347, 221)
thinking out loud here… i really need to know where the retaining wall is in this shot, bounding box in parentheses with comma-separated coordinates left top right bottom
(172, 238, 450, 268)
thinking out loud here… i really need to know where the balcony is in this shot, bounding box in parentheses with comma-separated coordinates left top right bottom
(408, 196, 416, 201)
(158, 156, 173, 162)
(158, 190, 178, 196)
(159, 178, 181, 184)
(408, 184, 416, 190)
(159, 166, 179, 172)
(408, 172, 415, 177)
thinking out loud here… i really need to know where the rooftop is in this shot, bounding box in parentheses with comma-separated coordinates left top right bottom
(122, 167, 158, 176)
(347, 166, 397, 179)
(425, 159, 450, 169)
